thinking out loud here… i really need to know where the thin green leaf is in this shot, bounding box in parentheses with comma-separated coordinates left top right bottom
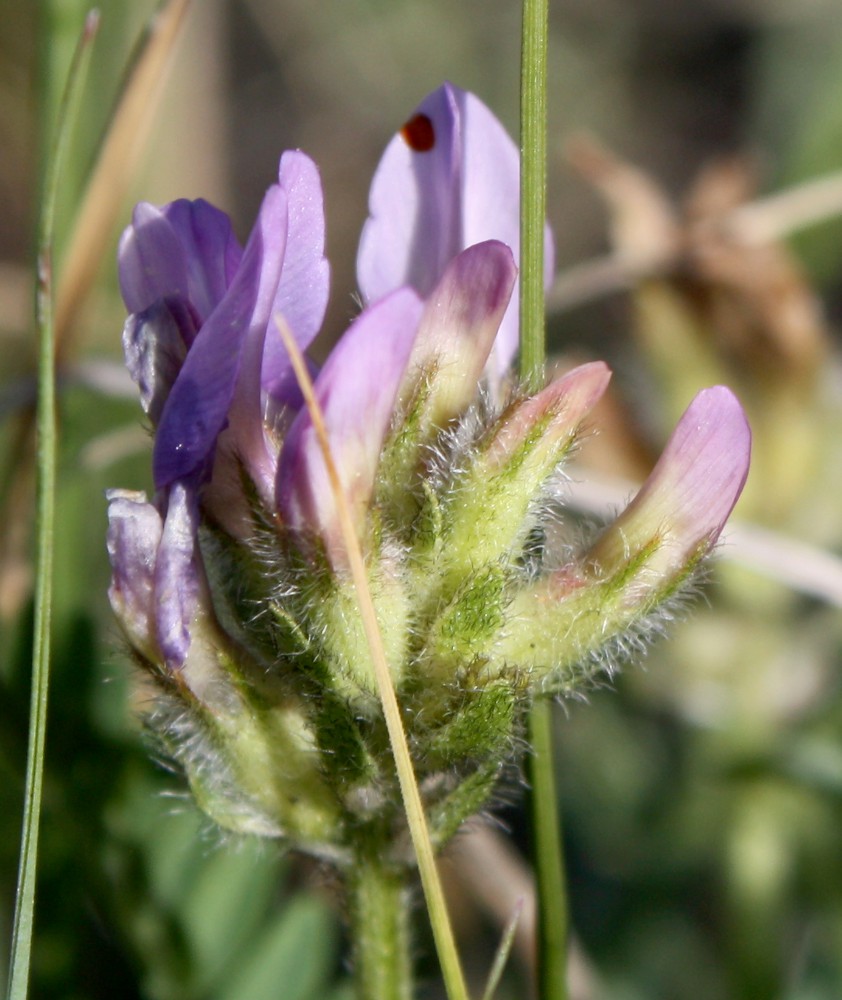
(480, 899, 523, 1000)
(5, 12, 100, 1000)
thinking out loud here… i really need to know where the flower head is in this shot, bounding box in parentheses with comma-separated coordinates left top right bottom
(108, 83, 750, 854)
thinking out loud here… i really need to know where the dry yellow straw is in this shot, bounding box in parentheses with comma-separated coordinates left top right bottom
(55, 0, 191, 355)
(276, 317, 470, 1000)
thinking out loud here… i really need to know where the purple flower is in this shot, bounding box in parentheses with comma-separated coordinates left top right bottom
(119, 152, 329, 502)
(106, 83, 751, 849)
(106, 482, 203, 674)
(112, 83, 530, 606)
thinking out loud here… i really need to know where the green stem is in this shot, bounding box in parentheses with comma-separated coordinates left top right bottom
(519, 0, 548, 390)
(528, 699, 569, 1000)
(347, 849, 413, 1000)
(520, 1, 570, 997)
(6, 14, 99, 1000)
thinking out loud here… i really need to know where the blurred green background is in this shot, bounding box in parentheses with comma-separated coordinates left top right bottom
(4, 1, 842, 997)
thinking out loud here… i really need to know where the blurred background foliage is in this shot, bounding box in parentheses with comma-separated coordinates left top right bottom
(4, 0, 842, 997)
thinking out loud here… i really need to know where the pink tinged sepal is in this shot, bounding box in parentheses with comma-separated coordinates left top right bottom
(406, 240, 517, 427)
(484, 362, 612, 470)
(357, 82, 554, 386)
(262, 151, 331, 402)
(587, 385, 751, 596)
(437, 362, 611, 588)
(277, 288, 424, 569)
(152, 185, 289, 491)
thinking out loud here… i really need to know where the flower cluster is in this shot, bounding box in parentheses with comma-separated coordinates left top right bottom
(107, 83, 750, 857)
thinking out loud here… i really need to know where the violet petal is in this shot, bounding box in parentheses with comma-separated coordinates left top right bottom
(152, 185, 289, 489)
(162, 199, 243, 321)
(119, 199, 242, 320)
(119, 202, 190, 315)
(262, 152, 331, 401)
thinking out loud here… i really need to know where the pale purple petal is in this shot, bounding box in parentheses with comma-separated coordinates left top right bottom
(589, 386, 751, 582)
(122, 297, 198, 425)
(106, 489, 163, 661)
(456, 87, 554, 383)
(262, 152, 331, 401)
(278, 289, 424, 567)
(357, 84, 460, 302)
(154, 481, 201, 668)
(407, 240, 516, 426)
(357, 82, 555, 385)
(153, 186, 289, 489)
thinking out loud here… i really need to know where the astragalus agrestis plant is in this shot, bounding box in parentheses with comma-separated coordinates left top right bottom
(106, 83, 750, 998)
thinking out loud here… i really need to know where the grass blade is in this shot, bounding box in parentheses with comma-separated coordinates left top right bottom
(5, 12, 100, 1000)
(481, 899, 523, 1000)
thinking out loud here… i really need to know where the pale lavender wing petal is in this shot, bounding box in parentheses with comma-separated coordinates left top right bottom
(153, 185, 289, 489)
(122, 297, 199, 425)
(106, 488, 163, 661)
(262, 152, 331, 400)
(357, 83, 555, 388)
(628, 385, 751, 543)
(357, 84, 461, 303)
(278, 288, 424, 567)
(154, 481, 201, 668)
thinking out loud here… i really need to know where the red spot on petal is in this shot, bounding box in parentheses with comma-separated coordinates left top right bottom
(401, 113, 435, 152)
